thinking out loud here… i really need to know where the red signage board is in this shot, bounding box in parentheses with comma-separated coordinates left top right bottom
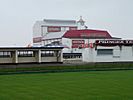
(72, 40, 85, 48)
(69, 27, 77, 30)
(81, 33, 107, 38)
(33, 37, 42, 43)
(47, 26, 61, 32)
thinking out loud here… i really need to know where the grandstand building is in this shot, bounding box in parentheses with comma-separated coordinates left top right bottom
(33, 17, 133, 62)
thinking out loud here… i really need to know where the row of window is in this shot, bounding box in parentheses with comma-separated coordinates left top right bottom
(0, 50, 59, 58)
(0, 51, 12, 57)
(41, 51, 55, 57)
(0, 49, 120, 58)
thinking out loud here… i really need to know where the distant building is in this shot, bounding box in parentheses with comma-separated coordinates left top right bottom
(33, 18, 133, 62)
(33, 19, 78, 46)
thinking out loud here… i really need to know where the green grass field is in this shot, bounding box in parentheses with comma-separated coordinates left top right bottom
(0, 70, 133, 100)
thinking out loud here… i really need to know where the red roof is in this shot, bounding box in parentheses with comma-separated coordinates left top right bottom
(63, 29, 112, 39)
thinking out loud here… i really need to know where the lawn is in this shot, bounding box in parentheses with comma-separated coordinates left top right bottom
(0, 70, 133, 100)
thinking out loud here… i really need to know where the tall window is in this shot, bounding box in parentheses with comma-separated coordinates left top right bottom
(97, 49, 113, 55)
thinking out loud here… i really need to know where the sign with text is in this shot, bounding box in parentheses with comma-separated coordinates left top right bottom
(33, 37, 42, 43)
(95, 40, 133, 46)
(69, 27, 77, 30)
(81, 33, 107, 38)
(72, 40, 85, 48)
(47, 26, 61, 32)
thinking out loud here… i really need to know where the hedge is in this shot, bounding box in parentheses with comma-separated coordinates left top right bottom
(0, 62, 133, 74)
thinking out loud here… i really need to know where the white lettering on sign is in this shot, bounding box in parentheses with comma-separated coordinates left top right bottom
(72, 40, 85, 44)
(95, 40, 133, 46)
(69, 27, 77, 30)
(81, 33, 107, 38)
(48, 26, 61, 32)
(33, 37, 42, 43)
(72, 40, 85, 48)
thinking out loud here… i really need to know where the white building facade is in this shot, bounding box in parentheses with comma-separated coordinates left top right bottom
(33, 18, 133, 62)
(33, 17, 87, 46)
(33, 19, 78, 46)
(83, 40, 133, 62)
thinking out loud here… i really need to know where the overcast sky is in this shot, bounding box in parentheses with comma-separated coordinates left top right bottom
(0, 0, 133, 46)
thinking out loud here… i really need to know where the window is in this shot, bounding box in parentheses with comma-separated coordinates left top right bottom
(63, 53, 82, 59)
(41, 51, 55, 57)
(18, 51, 34, 57)
(97, 49, 113, 55)
(0, 51, 12, 57)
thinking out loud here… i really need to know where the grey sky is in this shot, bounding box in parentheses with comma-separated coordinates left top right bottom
(0, 0, 133, 46)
